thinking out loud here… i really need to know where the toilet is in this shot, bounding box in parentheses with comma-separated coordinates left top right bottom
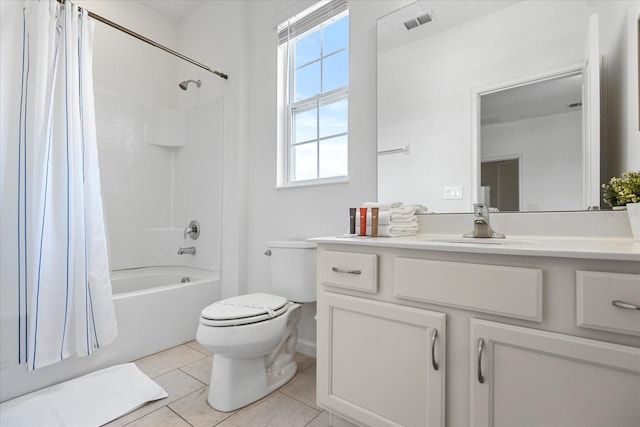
(196, 241, 316, 412)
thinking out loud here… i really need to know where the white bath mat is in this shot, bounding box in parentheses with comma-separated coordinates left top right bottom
(0, 363, 167, 427)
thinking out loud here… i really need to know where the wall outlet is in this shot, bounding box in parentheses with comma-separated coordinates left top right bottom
(444, 186, 463, 200)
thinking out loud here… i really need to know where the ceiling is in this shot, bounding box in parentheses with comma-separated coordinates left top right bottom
(141, 0, 206, 22)
(481, 74, 583, 125)
(378, 0, 520, 53)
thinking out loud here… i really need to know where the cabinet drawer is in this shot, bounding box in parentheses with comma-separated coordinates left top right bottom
(319, 250, 378, 293)
(395, 258, 542, 321)
(577, 271, 640, 336)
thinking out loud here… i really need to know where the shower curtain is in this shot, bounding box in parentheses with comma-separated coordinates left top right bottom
(0, 0, 117, 370)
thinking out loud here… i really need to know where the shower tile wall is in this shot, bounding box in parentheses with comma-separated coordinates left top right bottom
(174, 95, 223, 271)
(95, 91, 221, 272)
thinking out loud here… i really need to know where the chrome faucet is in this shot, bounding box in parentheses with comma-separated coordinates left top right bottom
(177, 246, 196, 255)
(463, 203, 505, 238)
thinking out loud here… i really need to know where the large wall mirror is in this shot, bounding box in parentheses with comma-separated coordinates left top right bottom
(377, 0, 630, 213)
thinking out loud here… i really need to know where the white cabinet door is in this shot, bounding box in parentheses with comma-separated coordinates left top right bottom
(471, 319, 640, 427)
(317, 292, 446, 427)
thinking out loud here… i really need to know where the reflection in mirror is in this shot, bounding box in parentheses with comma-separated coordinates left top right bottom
(377, 1, 630, 213)
(480, 72, 584, 212)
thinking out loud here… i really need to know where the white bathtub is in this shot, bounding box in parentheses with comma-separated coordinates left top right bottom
(109, 266, 220, 360)
(0, 266, 220, 402)
(111, 266, 212, 294)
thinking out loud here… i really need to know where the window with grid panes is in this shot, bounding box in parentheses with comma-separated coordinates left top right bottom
(277, 0, 349, 185)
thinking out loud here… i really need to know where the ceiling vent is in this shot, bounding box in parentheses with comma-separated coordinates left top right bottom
(403, 18, 419, 30)
(416, 13, 433, 25)
(404, 11, 434, 31)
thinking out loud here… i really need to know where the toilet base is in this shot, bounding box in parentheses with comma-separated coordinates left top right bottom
(207, 354, 297, 412)
(205, 303, 302, 412)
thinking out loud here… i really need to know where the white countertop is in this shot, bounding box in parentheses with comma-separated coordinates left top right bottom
(310, 234, 640, 261)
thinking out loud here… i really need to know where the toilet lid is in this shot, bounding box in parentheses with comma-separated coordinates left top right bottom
(200, 293, 288, 326)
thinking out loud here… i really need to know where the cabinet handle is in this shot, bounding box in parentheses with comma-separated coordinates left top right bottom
(331, 267, 361, 275)
(431, 329, 439, 371)
(612, 300, 640, 311)
(477, 338, 485, 384)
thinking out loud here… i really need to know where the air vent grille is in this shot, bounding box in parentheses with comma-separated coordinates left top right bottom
(404, 19, 419, 30)
(403, 11, 434, 31)
(416, 13, 432, 25)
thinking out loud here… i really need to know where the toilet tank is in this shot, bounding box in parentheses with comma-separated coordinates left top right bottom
(268, 241, 317, 303)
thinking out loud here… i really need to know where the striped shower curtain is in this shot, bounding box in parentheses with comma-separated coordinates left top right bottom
(0, 0, 117, 370)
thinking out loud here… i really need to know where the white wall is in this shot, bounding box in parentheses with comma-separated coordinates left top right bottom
(177, 0, 398, 354)
(482, 111, 583, 211)
(242, 1, 404, 353)
(610, 0, 640, 175)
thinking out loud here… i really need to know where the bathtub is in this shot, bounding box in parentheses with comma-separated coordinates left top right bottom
(0, 266, 220, 402)
(109, 266, 220, 361)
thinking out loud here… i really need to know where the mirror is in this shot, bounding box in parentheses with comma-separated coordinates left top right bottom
(478, 71, 586, 211)
(377, 0, 625, 213)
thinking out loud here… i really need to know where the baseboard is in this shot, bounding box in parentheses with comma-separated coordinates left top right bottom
(295, 338, 316, 358)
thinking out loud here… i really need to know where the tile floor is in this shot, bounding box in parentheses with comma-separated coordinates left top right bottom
(106, 341, 331, 427)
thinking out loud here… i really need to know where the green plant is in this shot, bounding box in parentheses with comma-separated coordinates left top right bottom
(602, 171, 640, 208)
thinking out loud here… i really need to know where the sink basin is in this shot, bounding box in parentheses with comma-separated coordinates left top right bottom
(419, 237, 533, 246)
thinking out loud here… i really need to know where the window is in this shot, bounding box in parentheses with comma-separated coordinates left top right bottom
(277, 0, 349, 186)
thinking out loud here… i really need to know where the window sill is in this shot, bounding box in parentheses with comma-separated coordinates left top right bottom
(276, 175, 349, 189)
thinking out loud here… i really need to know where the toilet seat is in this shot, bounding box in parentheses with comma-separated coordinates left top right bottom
(200, 293, 289, 327)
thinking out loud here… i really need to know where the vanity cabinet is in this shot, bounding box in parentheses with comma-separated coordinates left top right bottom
(317, 292, 445, 427)
(471, 319, 640, 427)
(317, 250, 445, 426)
(314, 241, 640, 427)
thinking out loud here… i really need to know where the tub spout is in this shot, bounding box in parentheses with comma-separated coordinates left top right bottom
(178, 246, 196, 255)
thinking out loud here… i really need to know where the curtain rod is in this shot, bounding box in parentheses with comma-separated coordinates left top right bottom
(57, 0, 228, 80)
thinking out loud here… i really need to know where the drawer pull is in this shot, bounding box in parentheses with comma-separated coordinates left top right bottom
(332, 267, 362, 275)
(431, 329, 439, 371)
(612, 300, 640, 311)
(477, 338, 485, 384)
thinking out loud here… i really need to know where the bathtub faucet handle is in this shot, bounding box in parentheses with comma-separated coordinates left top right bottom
(184, 220, 200, 240)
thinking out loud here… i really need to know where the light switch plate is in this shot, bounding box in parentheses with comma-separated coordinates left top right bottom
(444, 186, 463, 199)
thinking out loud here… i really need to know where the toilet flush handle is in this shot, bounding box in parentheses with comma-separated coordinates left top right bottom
(264, 250, 272, 256)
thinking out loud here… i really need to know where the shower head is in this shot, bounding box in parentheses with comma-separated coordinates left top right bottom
(179, 79, 201, 90)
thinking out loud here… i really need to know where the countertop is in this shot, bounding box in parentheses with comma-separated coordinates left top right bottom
(310, 234, 640, 261)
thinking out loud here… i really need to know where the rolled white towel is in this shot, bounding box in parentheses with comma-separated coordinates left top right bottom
(378, 223, 418, 237)
(405, 204, 429, 214)
(362, 222, 419, 237)
(391, 206, 415, 215)
(362, 201, 403, 211)
(387, 222, 418, 231)
(390, 215, 417, 224)
(390, 212, 416, 221)
(378, 229, 417, 237)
